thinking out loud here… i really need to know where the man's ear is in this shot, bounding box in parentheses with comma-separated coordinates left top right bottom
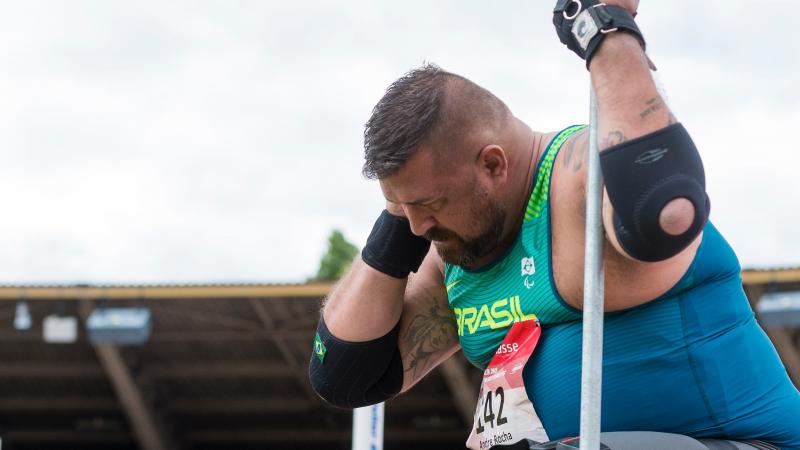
(476, 144, 508, 182)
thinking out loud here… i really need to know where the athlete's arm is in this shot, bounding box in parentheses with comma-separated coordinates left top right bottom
(309, 209, 460, 408)
(395, 248, 460, 392)
(587, 6, 706, 263)
(550, 1, 709, 309)
(323, 247, 459, 393)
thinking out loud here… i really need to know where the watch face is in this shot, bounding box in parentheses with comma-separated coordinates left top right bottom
(572, 9, 599, 50)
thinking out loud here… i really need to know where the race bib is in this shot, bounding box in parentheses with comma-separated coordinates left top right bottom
(466, 320, 548, 449)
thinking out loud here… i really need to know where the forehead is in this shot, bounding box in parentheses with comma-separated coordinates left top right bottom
(380, 146, 467, 203)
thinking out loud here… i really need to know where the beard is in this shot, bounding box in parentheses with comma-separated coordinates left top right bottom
(424, 189, 507, 269)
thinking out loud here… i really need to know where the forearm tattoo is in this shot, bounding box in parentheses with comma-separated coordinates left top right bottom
(639, 96, 664, 119)
(598, 97, 677, 151)
(640, 96, 678, 125)
(600, 130, 627, 149)
(401, 293, 458, 381)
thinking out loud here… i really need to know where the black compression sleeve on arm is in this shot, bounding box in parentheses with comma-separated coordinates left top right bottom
(361, 210, 431, 279)
(308, 316, 404, 409)
(600, 123, 710, 262)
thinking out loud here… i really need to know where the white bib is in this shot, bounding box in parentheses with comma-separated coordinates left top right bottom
(466, 320, 549, 449)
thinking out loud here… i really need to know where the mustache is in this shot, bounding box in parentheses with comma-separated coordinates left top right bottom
(424, 227, 461, 242)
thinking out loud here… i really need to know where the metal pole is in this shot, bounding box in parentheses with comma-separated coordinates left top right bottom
(352, 402, 384, 450)
(579, 87, 605, 450)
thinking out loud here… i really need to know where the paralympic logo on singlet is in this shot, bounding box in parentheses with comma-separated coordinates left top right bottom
(453, 296, 537, 336)
(521, 256, 535, 289)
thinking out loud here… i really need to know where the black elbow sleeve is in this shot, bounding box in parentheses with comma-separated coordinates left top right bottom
(308, 316, 403, 409)
(600, 123, 710, 262)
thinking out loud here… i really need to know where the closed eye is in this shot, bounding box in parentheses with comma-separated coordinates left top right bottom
(421, 198, 446, 212)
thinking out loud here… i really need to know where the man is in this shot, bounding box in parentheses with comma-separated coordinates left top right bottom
(309, 1, 800, 448)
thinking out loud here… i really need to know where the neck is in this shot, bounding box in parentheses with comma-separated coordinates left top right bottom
(465, 123, 551, 269)
(503, 124, 551, 244)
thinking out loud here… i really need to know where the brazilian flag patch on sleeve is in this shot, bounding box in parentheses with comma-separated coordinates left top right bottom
(313, 333, 326, 363)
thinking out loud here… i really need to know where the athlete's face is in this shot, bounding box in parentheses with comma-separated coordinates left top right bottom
(380, 146, 508, 268)
(425, 183, 507, 268)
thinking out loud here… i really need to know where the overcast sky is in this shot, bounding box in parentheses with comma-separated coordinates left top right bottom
(1, 1, 797, 284)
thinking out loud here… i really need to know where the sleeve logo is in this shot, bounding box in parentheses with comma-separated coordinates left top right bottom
(313, 333, 327, 362)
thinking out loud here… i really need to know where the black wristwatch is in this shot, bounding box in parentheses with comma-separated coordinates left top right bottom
(553, 0, 646, 68)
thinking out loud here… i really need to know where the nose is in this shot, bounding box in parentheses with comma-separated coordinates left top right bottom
(402, 205, 436, 237)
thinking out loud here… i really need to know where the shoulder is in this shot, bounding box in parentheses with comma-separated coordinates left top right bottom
(549, 128, 590, 216)
(555, 127, 590, 176)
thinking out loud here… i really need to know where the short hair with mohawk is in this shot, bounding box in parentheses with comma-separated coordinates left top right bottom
(362, 63, 510, 180)
(362, 63, 449, 179)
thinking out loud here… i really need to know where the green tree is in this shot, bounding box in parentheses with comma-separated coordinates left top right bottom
(311, 230, 359, 281)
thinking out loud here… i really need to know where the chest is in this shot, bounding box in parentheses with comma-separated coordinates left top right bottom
(445, 213, 581, 368)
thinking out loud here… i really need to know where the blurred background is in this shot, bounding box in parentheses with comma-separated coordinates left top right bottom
(0, 1, 798, 449)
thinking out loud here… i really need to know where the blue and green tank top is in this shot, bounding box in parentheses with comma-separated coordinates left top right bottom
(443, 124, 800, 447)
(444, 125, 585, 369)
(522, 222, 800, 447)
